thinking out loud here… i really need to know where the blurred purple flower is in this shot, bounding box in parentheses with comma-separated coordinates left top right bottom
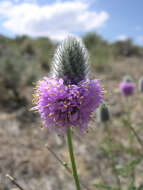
(32, 77, 103, 134)
(119, 82, 135, 97)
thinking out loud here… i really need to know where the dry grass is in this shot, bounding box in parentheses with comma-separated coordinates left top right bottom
(0, 57, 143, 190)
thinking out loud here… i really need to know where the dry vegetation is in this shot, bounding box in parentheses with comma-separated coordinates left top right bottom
(0, 33, 143, 190)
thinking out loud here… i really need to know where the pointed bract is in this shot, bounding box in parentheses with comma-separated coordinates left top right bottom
(138, 76, 143, 92)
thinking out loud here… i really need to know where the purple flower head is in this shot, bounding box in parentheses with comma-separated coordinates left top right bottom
(119, 82, 135, 97)
(32, 36, 104, 134)
(32, 77, 103, 134)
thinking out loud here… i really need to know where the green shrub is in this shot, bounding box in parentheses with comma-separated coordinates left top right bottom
(83, 32, 103, 50)
(0, 56, 25, 88)
(112, 38, 143, 57)
(0, 55, 26, 104)
(24, 59, 42, 86)
(21, 43, 35, 56)
(90, 45, 112, 72)
(83, 33, 112, 71)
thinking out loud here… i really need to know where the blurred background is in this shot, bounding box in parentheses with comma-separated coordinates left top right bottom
(0, 0, 143, 190)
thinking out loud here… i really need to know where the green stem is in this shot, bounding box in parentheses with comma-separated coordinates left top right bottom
(104, 122, 121, 190)
(66, 127, 81, 190)
(126, 108, 143, 149)
(125, 102, 137, 188)
(130, 166, 135, 188)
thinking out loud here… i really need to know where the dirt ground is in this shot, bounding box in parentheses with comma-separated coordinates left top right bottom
(0, 57, 143, 190)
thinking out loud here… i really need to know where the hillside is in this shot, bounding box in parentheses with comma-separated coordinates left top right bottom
(0, 33, 143, 190)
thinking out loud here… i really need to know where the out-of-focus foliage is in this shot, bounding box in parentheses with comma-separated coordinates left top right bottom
(112, 38, 143, 57)
(0, 33, 143, 109)
(0, 35, 55, 109)
(1, 33, 143, 190)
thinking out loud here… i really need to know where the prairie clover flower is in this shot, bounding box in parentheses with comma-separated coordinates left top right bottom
(123, 75, 133, 83)
(119, 76, 134, 97)
(32, 36, 103, 134)
(97, 103, 110, 123)
(138, 76, 143, 92)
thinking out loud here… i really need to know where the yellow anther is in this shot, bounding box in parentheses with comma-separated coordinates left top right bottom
(81, 96, 84, 99)
(64, 105, 68, 109)
(33, 110, 39, 113)
(80, 101, 82, 105)
(77, 91, 79, 94)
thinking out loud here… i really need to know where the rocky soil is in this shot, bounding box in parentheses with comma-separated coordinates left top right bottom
(0, 57, 143, 190)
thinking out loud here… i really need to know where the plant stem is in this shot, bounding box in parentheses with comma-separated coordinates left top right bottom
(126, 106, 143, 149)
(104, 122, 121, 190)
(125, 105, 136, 188)
(6, 174, 25, 190)
(66, 127, 81, 190)
(130, 166, 135, 188)
(128, 124, 143, 149)
(45, 144, 90, 190)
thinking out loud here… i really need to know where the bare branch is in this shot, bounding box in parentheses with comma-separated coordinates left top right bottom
(45, 144, 91, 190)
(6, 174, 25, 190)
